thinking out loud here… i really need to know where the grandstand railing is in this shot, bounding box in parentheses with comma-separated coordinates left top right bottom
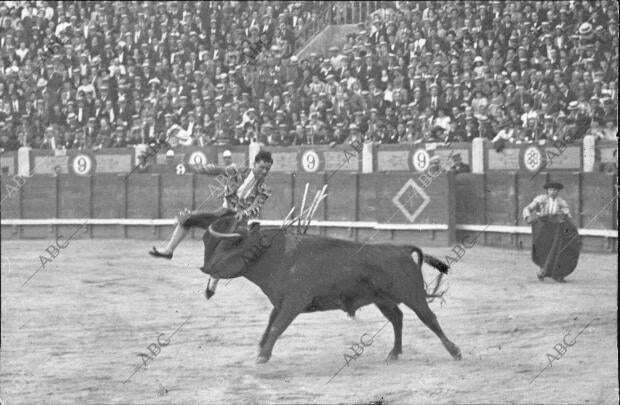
(294, 1, 385, 50)
(330, 1, 386, 25)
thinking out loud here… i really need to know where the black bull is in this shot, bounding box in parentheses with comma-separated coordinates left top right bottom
(201, 217, 462, 363)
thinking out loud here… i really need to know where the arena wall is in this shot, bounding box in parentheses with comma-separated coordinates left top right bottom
(1, 167, 616, 252)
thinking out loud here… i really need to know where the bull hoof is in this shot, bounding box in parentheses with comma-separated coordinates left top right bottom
(451, 347, 462, 360)
(385, 351, 400, 364)
(205, 288, 215, 300)
(256, 355, 271, 364)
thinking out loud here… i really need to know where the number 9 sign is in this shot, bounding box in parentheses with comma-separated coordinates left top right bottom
(301, 150, 320, 172)
(412, 149, 430, 172)
(70, 154, 94, 176)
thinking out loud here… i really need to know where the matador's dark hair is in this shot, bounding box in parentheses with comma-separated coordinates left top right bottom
(254, 151, 273, 164)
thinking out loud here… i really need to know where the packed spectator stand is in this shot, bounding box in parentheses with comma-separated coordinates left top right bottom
(0, 1, 618, 153)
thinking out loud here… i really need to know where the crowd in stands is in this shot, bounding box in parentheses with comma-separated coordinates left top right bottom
(0, 1, 618, 153)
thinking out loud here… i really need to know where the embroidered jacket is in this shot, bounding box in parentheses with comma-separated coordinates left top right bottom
(200, 163, 271, 218)
(523, 194, 571, 220)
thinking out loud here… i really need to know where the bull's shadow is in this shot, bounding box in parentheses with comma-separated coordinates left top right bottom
(200, 216, 462, 364)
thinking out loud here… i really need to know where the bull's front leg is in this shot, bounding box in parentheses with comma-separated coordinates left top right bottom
(256, 298, 306, 364)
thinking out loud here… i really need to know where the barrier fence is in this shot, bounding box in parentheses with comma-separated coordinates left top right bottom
(1, 169, 616, 252)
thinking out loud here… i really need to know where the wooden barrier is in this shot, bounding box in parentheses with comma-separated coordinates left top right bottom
(452, 171, 617, 252)
(1, 170, 455, 247)
(92, 174, 126, 238)
(2, 145, 616, 251)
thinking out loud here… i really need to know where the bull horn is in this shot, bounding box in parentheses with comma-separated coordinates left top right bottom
(208, 224, 242, 241)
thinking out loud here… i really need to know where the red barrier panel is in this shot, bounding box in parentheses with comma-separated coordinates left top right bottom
(57, 175, 91, 240)
(375, 143, 470, 172)
(261, 172, 293, 221)
(326, 172, 358, 240)
(160, 173, 194, 238)
(375, 172, 448, 223)
(581, 173, 616, 230)
(455, 174, 486, 225)
(126, 174, 160, 239)
(160, 174, 194, 218)
(356, 172, 452, 246)
(20, 176, 56, 238)
(0, 151, 20, 233)
(0, 174, 21, 218)
(0, 172, 21, 239)
(58, 175, 90, 218)
(92, 174, 127, 238)
(487, 172, 518, 226)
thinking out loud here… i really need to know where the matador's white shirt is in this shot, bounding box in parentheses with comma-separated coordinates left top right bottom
(523, 194, 571, 220)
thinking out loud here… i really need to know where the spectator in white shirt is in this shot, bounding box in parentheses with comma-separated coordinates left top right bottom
(492, 120, 515, 143)
(433, 108, 451, 132)
(520, 103, 538, 128)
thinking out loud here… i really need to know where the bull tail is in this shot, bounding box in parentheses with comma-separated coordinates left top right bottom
(410, 249, 449, 303)
(423, 254, 449, 274)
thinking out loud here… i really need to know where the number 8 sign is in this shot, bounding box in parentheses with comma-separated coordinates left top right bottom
(301, 150, 320, 172)
(70, 153, 94, 176)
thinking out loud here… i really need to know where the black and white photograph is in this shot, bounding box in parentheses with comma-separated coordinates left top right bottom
(0, 1, 618, 404)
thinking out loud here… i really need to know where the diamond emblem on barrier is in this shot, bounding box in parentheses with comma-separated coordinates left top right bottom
(392, 178, 431, 223)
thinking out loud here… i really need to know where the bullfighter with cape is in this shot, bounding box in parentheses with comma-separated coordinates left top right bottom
(522, 182, 581, 282)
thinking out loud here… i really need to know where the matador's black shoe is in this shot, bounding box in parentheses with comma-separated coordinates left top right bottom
(149, 247, 173, 260)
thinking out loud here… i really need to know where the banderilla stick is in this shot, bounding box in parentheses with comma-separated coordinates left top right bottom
(303, 185, 328, 234)
(281, 206, 296, 228)
(302, 190, 322, 232)
(297, 182, 309, 233)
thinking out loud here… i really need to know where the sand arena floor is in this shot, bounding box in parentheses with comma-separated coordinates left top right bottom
(1, 238, 617, 404)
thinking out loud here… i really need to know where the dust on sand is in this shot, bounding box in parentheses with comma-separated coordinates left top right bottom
(1, 239, 617, 404)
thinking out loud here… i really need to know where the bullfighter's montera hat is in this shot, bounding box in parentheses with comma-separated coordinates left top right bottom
(543, 182, 564, 190)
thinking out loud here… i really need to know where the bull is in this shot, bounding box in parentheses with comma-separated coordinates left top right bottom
(201, 216, 462, 364)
